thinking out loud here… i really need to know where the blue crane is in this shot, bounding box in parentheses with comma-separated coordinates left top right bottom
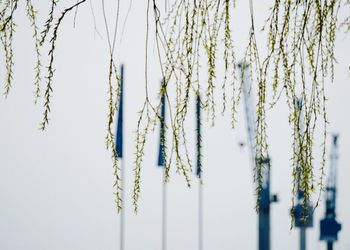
(238, 62, 278, 250)
(291, 97, 313, 250)
(320, 134, 342, 250)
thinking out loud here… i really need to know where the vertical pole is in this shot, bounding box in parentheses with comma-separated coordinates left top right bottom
(117, 64, 125, 250)
(196, 94, 203, 250)
(198, 178, 203, 250)
(258, 204, 269, 250)
(258, 161, 271, 250)
(158, 84, 167, 250)
(300, 227, 306, 250)
(162, 169, 167, 250)
(327, 242, 333, 250)
(120, 159, 125, 250)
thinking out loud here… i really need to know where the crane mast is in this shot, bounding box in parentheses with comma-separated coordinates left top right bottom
(320, 134, 341, 250)
(240, 63, 257, 174)
(238, 63, 277, 250)
(291, 97, 313, 250)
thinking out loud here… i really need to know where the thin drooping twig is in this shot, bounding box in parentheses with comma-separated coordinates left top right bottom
(40, 0, 87, 130)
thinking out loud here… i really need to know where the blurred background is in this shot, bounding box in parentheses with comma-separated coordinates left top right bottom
(0, 1, 349, 250)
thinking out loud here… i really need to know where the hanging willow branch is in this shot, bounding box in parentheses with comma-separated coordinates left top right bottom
(259, 0, 341, 211)
(0, 1, 349, 215)
(132, 0, 347, 211)
(0, 0, 17, 97)
(26, 0, 42, 103)
(40, 0, 87, 130)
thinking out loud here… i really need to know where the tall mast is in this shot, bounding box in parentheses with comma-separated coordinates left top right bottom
(291, 97, 313, 250)
(157, 84, 167, 250)
(196, 94, 203, 250)
(116, 64, 125, 250)
(320, 134, 342, 250)
(238, 62, 277, 250)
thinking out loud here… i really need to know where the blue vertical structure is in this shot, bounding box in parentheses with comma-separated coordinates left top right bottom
(196, 94, 203, 250)
(320, 134, 341, 250)
(158, 89, 166, 167)
(257, 157, 275, 250)
(196, 94, 202, 178)
(116, 64, 124, 158)
(115, 64, 124, 250)
(239, 62, 278, 250)
(157, 86, 167, 250)
(292, 97, 313, 250)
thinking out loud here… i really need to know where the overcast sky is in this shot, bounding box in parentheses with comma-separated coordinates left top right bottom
(0, 1, 349, 250)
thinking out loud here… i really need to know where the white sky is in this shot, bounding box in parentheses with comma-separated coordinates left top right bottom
(0, 1, 349, 250)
